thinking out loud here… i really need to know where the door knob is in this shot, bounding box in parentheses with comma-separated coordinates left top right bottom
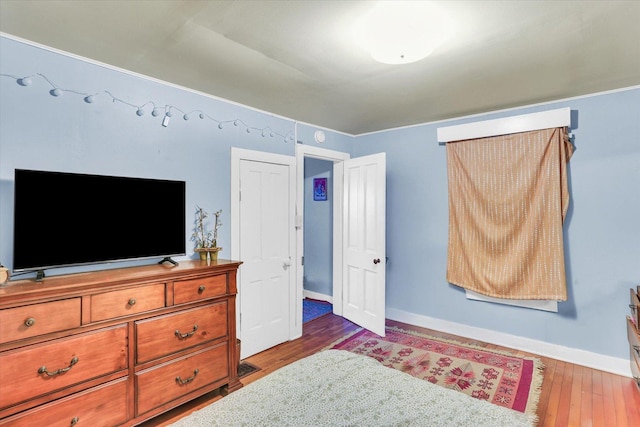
(283, 258, 292, 268)
(373, 258, 381, 264)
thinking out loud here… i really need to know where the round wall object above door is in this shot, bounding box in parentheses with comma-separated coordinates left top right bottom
(314, 130, 326, 143)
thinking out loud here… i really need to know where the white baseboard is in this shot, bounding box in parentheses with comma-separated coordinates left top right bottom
(303, 290, 333, 304)
(386, 307, 630, 378)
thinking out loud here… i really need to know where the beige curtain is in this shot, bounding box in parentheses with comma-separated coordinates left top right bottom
(446, 127, 573, 300)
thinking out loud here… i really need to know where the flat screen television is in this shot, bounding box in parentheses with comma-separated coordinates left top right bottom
(13, 169, 186, 275)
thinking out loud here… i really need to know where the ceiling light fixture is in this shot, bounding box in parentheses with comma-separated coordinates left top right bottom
(353, 1, 453, 65)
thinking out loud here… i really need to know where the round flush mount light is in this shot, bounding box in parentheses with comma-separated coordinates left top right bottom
(353, 1, 454, 65)
(314, 130, 326, 143)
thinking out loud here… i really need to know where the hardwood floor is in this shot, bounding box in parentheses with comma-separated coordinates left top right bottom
(146, 313, 640, 426)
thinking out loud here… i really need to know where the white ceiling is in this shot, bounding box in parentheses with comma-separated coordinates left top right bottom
(1, 0, 639, 135)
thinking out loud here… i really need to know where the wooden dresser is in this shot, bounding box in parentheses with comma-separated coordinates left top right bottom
(628, 286, 640, 389)
(0, 260, 242, 426)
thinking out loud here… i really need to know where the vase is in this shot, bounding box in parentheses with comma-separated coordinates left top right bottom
(209, 247, 221, 262)
(195, 247, 221, 262)
(195, 248, 208, 261)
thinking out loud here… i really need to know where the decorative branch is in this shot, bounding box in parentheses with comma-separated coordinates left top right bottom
(190, 206, 222, 249)
(191, 205, 212, 249)
(211, 210, 222, 247)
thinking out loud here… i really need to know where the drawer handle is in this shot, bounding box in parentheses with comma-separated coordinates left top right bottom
(176, 368, 199, 385)
(24, 317, 36, 327)
(38, 356, 79, 377)
(634, 345, 640, 357)
(70, 417, 80, 426)
(175, 325, 199, 339)
(198, 285, 206, 293)
(128, 298, 136, 306)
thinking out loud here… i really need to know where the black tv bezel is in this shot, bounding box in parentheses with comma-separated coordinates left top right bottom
(12, 169, 187, 274)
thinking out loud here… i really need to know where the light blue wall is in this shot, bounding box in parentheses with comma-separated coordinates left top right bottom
(303, 158, 333, 296)
(0, 36, 350, 277)
(1, 35, 639, 362)
(353, 88, 640, 360)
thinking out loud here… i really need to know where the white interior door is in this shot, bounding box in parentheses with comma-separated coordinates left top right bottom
(342, 152, 386, 336)
(232, 149, 295, 359)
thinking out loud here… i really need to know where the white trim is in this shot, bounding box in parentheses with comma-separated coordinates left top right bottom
(8, 33, 637, 140)
(5, 32, 637, 139)
(0, 32, 353, 138)
(436, 107, 571, 142)
(355, 86, 639, 137)
(296, 144, 351, 162)
(465, 290, 558, 313)
(387, 307, 630, 378)
(303, 290, 333, 304)
(331, 161, 345, 317)
(0, 33, 284, 122)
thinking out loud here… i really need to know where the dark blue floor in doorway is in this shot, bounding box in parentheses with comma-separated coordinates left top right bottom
(303, 298, 333, 323)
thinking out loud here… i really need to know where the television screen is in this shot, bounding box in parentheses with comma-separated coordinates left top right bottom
(13, 169, 186, 272)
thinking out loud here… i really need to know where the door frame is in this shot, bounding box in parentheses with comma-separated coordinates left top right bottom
(294, 145, 350, 339)
(231, 147, 297, 345)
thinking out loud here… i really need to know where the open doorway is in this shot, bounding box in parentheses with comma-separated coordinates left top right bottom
(232, 145, 386, 357)
(294, 144, 387, 339)
(294, 145, 349, 339)
(302, 158, 334, 324)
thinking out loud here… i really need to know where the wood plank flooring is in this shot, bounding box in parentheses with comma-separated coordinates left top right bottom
(145, 313, 640, 426)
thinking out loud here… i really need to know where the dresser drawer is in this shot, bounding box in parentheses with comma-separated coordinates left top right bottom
(630, 347, 640, 390)
(0, 325, 128, 409)
(0, 378, 128, 427)
(628, 316, 640, 359)
(136, 301, 228, 364)
(136, 343, 228, 416)
(630, 288, 640, 327)
(91, 283, 165, 321)
(627, 316, 640, 389)
(174, 274, 227, 304)
(0, 298, 81, 345)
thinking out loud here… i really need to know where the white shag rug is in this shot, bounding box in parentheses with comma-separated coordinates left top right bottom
(169, 350, 536, 427)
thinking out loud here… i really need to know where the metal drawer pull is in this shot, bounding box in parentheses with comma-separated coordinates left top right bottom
(176, 368, 199, 385)
(70, 417, 79, 426)
(38, 356, 79, 377)
(634, 345, 640, 357)
(175, 325, 199, 339)
(198, 285, 206, 293)
(128, 298, 136, 306)
(24, 317, 36, 327)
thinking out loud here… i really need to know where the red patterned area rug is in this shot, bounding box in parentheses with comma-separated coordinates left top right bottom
(330, 326, 543, 415)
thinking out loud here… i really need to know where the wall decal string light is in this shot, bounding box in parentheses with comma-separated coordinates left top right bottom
(2, 72, 295, 142)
